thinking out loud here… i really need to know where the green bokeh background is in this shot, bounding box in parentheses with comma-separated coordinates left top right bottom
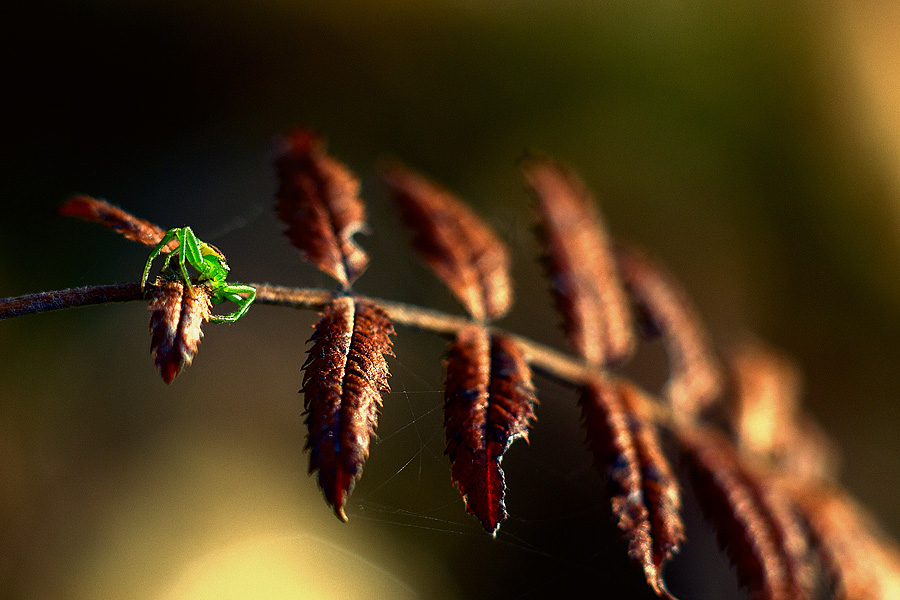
(2, 2, 900, 598)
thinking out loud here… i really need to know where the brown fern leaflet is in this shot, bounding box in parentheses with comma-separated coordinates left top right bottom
(759, 480, 817, 600)
(728, 342, 803, 458)
(788, 482, 900, 600)
(521, 156, 634, 366)
(444, 325, 537, 533)
(60, 195, 174, 250)
(148, 280, 211, 384)
(727, 342, 840, 482)
(382, 161, 512, 322)
(619, 381, 686, 598)
(680, 427, 813, 600)
(302, 295, 394, 521)
(581, 376, 683, 598)
(275, 130, 369, 288)
(615, 244, 723, 417)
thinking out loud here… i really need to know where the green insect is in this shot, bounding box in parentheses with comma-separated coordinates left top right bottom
(140, 227, 256, 323)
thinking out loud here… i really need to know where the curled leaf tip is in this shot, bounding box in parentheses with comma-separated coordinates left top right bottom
(335, 505, 349, 523)
(324, 469, 352, 522)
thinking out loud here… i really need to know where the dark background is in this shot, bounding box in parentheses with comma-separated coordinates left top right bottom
(2, 2, 900, 598)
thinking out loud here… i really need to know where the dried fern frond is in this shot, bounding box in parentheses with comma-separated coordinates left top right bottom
(275, 130, 369, 288)
(444, 325, 537, 533)
(303, 296, 394, 521)
(728, 342, 840, 481)
(619, 382, 685, 598)
(728, 341, 802, 457)
(759, 480, 817, 600)
(781, 416, 840, 483)
(581, 376, 683, 599)
(60, 195, 174, 249)
(148, 280, 211, 384)
(10, 126, 900, 600)
(788, 482, 900, 600)
(381, 161, 512, 322)
(680, 427, 814, 600)
(521, 156, 634, 366)
(615, 244, 723, 417)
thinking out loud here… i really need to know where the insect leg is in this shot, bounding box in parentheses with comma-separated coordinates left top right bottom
(209, 285, 256, 323)
(179, 227, 206, 289)
(141, 229, 178, 290)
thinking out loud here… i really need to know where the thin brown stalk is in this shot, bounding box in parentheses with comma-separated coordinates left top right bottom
(0, 283, 632, 402)
(0, 283, 147, 319)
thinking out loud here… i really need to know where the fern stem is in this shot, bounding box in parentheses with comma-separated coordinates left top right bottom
(0, 281, 671, 423)
(0, 283, 146, 319)
(253, 285, 604, 387)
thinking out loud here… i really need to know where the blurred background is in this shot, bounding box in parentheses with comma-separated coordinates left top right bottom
(2, 1, 900, 598)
